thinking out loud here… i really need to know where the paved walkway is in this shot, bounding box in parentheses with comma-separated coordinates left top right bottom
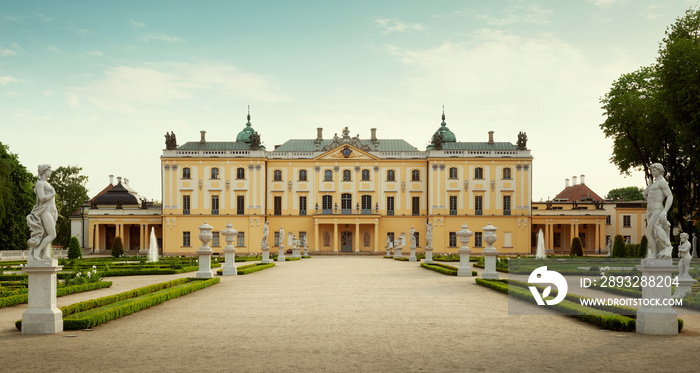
(0, 257, 698, 372)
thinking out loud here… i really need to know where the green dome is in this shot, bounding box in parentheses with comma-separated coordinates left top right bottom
(236, 121, 255, 143)
(427, 111, 456, 150)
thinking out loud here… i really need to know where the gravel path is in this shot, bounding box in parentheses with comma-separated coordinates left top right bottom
(0, 256, 697, 372)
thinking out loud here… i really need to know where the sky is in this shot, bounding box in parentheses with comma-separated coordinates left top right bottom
(1, 0, 696, 202)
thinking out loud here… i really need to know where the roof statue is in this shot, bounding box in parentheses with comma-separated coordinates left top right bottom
(165, 131, 177, 150)
(517, 131, 528, 150)
(321, 127, 371, 152)
(249, 131, 261, 150)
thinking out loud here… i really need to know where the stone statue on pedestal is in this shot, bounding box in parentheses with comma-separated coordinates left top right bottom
(678, 233, 692, 278)
(425, 221, 433, 250)
(643, 163, 674, 259)
(26, 164, 57, 261)
(409, 226, 416, 247)
(262, 221, 270, 247)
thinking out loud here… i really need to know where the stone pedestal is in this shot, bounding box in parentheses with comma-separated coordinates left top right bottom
(22, 260, 63, 334)
(409, 245, 417, 262)
(456, 223, 473, 277)
(261, 245, 271, 264)
(303, 242, 309, 257)
(672, 275, 696, 299)
(394, 242, 403, 259)
(482, 223, 499, 280)
(277, 243, 286, 262)
(386, 244, 392, 257)
(636, 258, 678, 335)
(424, 247, 434, 264)
(196, 222, 214, 279)
(221, 222, 238, 276)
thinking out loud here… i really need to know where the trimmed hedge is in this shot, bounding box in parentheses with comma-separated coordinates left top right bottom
(216, 263, 276, 275)
(0, 281, 113, 309)
(16, 278, 219, 330)
(393, 257, 409, 261)
(285, 257, 301, 261)
(420, 263, 477, 276)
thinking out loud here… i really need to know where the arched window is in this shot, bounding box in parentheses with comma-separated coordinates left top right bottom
(386, 169, 395, 181)
(210, 168, 219, 179)
(449, 167, 458, 179)
(324, 170, 333, 181)
(236, 167, 245, 180)
(343, 169, 352, 181)
(411, 169, 420, 181)
(182, 167, 191, 179)
(273, 170, 282, 181)
(298, 169, 307, 181)
(474, 167, 484, 179)
(502, 167, 512, 180)
(361, 169, 370, 181)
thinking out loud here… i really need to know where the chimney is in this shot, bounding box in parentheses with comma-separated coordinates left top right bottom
(109, 175, 114, 185)
(200, 130, 206, 143)
(488, 131, 494, 144)
(117, 176, 122, 184)
(370, 128, 377, 141)
(580, 174, 585, 184)
(316, 127, 323, 140)
(565, 178, 570, 188)
(572, 176, 578, 186)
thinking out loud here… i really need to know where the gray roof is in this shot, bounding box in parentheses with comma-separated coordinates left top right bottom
(272, 139, 420, 152)
(441, 142, 517, 151)
(178, 141, 253, 151)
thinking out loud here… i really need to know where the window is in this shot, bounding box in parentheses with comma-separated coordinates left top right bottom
(386, 170, 395, 181)
(182, 167, 191, 179)
(474, 232, 482, 247)
(237, 232, 245, 247)
(412, 196, 420, 216)
(236, 195, 244, 215)
(413, 232, 420, 247)
(361, 169, 370, 181)
(474, 167, 484, 179)
(273, 170, 282, 181)
(299, 196, 307, 216)
(211, 195, 219, 215)
(298, 169, 307, 181)
(361, 195, 372, 214)
(183, 195, 190, 215)
(606, 215, 611, 225)
(236, 167, 245, 180)
(274, 196, 282, 215)
(212, 232, 220, 247)
(623, 215, 631, 227)
(502, 168, 511, 180)
(387, 232, 395, 245)
(341, 193, 352, 214)
(553, 232, 561, 248)
(411, 169, 420, 181)
(448, 232, 457, 247)
(449, 196, 458, 215)
(503, 195, 511, 216)
(475, 196, 483, 216)
(274, 232, 280, 247)
(183, 231, 191, 247)
(324, 170, 333, 181)
(211, 167, 219, 179)
(322, 195, 333, 214)
(387, 196, 395, 216)
(342, 170, 352, 181)
(449, 167, 458, 179)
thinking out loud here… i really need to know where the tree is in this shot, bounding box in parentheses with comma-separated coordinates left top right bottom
(48, 165, 89, 247)
(68, 236, 82, 259)
(612, 235, 626, 258)
(570, 237, 583, 256)
(605, 186, 645, 201)
(111, 236, 124, 258)
(0, 142, 35, 250)
(639, 236, 648, 258)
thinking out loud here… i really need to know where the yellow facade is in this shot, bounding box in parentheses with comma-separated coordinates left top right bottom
(161, 120, 533, 255)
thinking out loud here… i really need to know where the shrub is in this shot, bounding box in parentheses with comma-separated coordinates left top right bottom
(111, 236, 124, 258)
(570, 237, 583, 257)
(639, 236, 648, 258)
(67, 236, 82, 259)
(612, 235, 626, 258)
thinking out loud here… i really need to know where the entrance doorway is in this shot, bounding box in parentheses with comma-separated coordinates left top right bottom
(341, 231, 353, 252)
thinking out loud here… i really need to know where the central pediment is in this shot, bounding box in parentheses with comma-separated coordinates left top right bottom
(314, 144, 379, 161)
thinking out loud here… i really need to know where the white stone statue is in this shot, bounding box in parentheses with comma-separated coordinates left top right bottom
(693, 233, 698, 258)
(678, 233, 692, 279)
(425, 221, 433, 250)
(262, 221, 270, 247)
(26, 164, 58, 261)
(409, 226, 416, 248)
(643, 163, 674, 259)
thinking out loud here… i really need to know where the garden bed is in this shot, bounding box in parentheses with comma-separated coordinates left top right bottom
(16, 277, 219, 330)
(420, 262, 476, 276)
(216, 263, 275, 275)
(0, 281, 113, 308)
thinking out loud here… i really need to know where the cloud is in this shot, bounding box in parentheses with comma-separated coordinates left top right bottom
(131, 19, 145, 28)
(475, 3, 553, 26)
(32, 12, 52, 22)
(46, 46, 61, 53)
(88, 51, 103, 56)
(0, 76, 19, 85)
(375, 18, 424, 33)
(0, 42, 22, 56)
(140, 33, 184, 43)
(68, 62, 289, 112)
(588, 0, 630, 8)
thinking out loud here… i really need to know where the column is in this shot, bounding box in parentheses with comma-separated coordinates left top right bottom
(333, 223, 338, 253)
(373, 222, 379, 252)
(544, 223, 551, 252)
(355, 223, 360, 252)
(314, 223, 320, 252)
(93, 223, 100, 253)
(139, 224, 145, 254)
(570, 224, 575, 251)
(595, 222, 600, 253)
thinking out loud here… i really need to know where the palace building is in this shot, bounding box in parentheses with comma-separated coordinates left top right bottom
(159, 111, 534, 255)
